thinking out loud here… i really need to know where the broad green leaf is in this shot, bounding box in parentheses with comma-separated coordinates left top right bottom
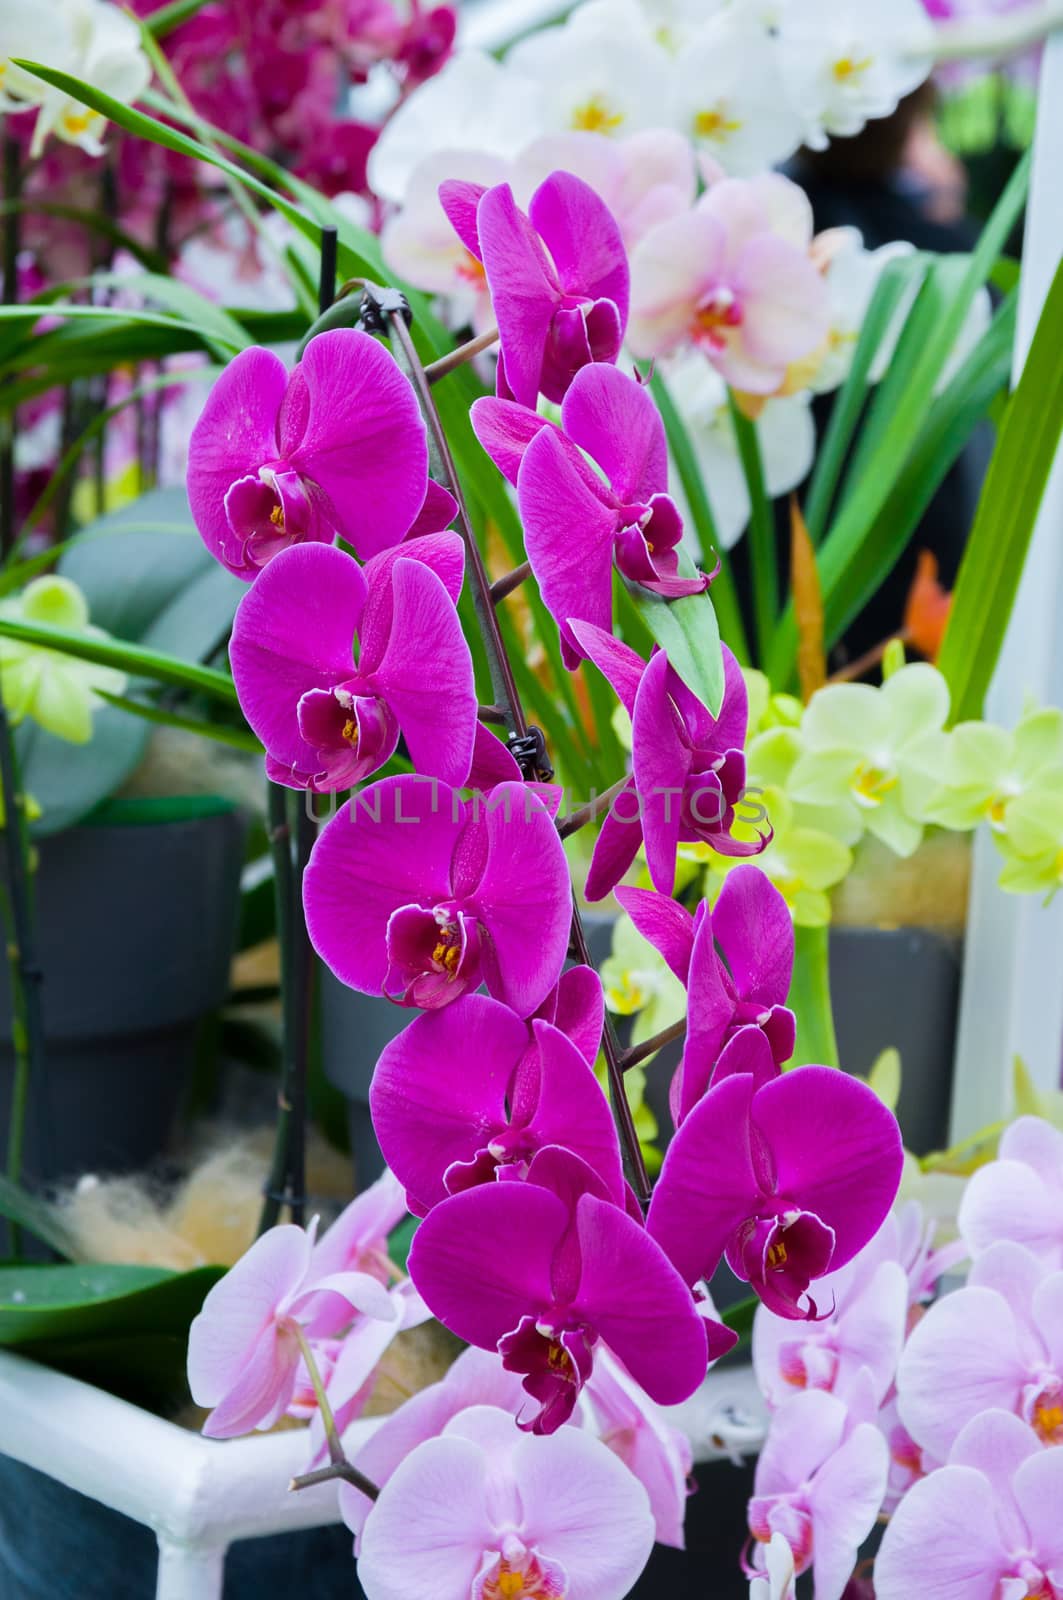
(633, 586, 725, 717)
(0, 301, 244, 356)
(55, 488, 209, 636)
(18, 706, 149, 839)
(938, 255, 1063, 721)
(0, 1177, 77, 1259)
(0, 1261, 223, 1409)
(788, 925, 839, 1069)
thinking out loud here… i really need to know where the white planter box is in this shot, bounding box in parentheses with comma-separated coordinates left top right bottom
(0, 1347, 765, 1599)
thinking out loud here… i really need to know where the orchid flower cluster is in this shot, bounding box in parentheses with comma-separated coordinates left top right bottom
(745, 1113, 1063, 1599)
(181, 157, 907, 1595)
(375, 2, 990, 558)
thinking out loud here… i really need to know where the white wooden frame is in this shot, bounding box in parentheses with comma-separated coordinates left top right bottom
(0, 1349, 764, 1600)
(949, 31, 1063, 1141)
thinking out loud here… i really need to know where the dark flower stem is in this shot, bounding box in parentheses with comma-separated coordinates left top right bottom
(489, 561, 532, 605)
(557, 776, 630, 841)
(381, 302, 651, 1204)
(289, 1327, 381, 1501)
(257, 233, 339, 1233)
(424, 325, 499, 385)
(621, 1017, 687, 1072)
(1, 127, 21, 560)
(0, 700, 46, 1251)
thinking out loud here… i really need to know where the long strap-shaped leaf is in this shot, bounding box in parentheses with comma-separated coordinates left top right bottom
(0, 618, 239, 705)
(937, 255, 1063, 722)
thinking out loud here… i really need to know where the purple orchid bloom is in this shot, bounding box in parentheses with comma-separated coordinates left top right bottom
(647, 1067, 903, 1319)
(440, 170, 629, 408)
(617, 866, 796, 1125)
(228, 535, 476, 792)
(875, 1410, 1063, 1600)
(303, 774, 571, 1017)
(472, 365, 707, 667)
(370, 995, 624, 1215)
(408, 1146, 733, 1434)
(570, 621, 766, 899)
(187, 329, 428, 578)
(533, 964, 605, 1067)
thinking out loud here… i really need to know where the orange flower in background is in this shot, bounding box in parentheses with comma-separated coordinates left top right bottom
(904, 550, 952, 663)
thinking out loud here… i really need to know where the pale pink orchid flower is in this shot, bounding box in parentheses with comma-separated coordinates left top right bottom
(958, 1115, 1063, 1269)
(897, 1240, 1063, 1461)
(512, 128, 696, 252)
(875, 1410, 1063, 1600)
(582, 1348, 693, 1549)
(747, 1375, 888, 1600)
(355, 1404, 655, 1600)
(628, 172, 830, 394)
(187, 1219, 396, 1440)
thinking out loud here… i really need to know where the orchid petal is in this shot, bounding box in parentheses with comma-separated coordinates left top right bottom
(187, 347, 289, 577)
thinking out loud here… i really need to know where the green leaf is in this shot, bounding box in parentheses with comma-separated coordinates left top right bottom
(937, 254, 1063, 722)
(0, 1262, 220, 1343)
(0, 1177, 77, 1259)
(803, 253, 929, 543)
(91, 271, 253, 360)
(387, 1214, 418, 1275)
(54, 488, 210, 636)
(96, 692, 260, 753)
(648, 371, 750, 664)
(0, 301, 245, 358)
(0, 618, 239, 706)
(0, 1262, 223, 1410)
(19, 707, 149, 839)
(728, 396, 776, 665)
(633, 585, 725, 717)
(788, 925, 839, 1069)
(144, 0, 215, 35)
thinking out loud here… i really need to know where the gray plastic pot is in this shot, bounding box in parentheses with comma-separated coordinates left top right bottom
(829, 924, 962, 1155)
(0, 797, 247, 1186)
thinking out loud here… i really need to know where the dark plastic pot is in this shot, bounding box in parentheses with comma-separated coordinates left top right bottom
(0, 798, 246, 1186)
(829, 925, 962, 1155)
(0, 1448, 755, 1599)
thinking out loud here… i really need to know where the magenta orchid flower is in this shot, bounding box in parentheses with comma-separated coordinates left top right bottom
(341, 1346, 529, 1548)
(187, 329, 428, 578)
(748, 1383, 888, 1600)
(408, 1147, 732, 1434)
(186, 1220, 396, 1439)
(228, 535, 476, 792)
(472, 365, 706, 667)
(583, 1348, 693, 1550)
(875, 1410, 1063, 1600)
(440, 170, 630, 409)
(647, 1067, 904, 1318)
(958, 1115, 1063, 1269)
(570, 622, 764, 899)
(532, 965, 605, 1067)
(628, 175, 831, 394)
(897, 1240, 1063, 1460)
(355, 1403, 655, 1600)
(618, 865, 795, 1124)
(304, 774, 571, 1017)
(370, 995, 623, 1215)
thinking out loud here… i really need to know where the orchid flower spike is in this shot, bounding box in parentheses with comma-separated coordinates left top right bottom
(408, 1147, 733, 1434)
(647, 1066, 903, 1318)
(568, 622, 764, 899)
(441, 169, 630, 408)
(355, 1404, 656, 1600)
(228, 535, 476, 791)
(371, 995, 623, 1215)
(187, 330, 429, 578)
(618, 865, 796, 1124)
(187, 1220, 395, 1439)
(303, 774, 572, 1017)
(473, 363, 706, 667)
